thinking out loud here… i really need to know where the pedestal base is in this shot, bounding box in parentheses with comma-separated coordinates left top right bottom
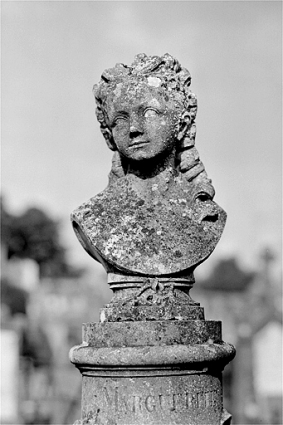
(70, 282, 235, 424)
(70, 342, 235, 425)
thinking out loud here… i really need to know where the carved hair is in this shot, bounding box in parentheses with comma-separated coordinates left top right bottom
(93, 53, 214, 199)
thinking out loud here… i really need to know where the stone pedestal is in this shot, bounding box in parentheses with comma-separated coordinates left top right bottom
(70, 277, 235, 424)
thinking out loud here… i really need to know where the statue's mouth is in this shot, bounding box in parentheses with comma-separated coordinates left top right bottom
(129, 140, 150, 148)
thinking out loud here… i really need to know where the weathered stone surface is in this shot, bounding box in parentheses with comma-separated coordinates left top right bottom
(82, 320, 222, 347)
(72, 174, 226, 275)
(70, 341, 235, 425)
(70, 53, 235, 425)
(100, 303, 204, 322)
(81, 373, 223, 425)
(102, 274, 203, 322)
(71, 53, 225, 279)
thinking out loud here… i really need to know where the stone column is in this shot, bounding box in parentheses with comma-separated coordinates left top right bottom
(69, 53, 236, 424)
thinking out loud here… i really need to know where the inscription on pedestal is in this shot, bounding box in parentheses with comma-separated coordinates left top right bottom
(101, 386, 219, 413)
(82, 374, 222, 425)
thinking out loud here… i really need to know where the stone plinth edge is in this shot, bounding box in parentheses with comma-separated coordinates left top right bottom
(70, 342, 235, 370)
(74, 410, 232, 425)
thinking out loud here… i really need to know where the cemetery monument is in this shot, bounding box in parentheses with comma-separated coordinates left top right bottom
(70, 53, 236, 425)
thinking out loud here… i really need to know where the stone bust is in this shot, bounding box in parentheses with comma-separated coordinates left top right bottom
(71, 54, 226, 279)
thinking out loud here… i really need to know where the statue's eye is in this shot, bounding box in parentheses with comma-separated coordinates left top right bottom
(144, 108, 159, 118)
(112, 115, 128, 127)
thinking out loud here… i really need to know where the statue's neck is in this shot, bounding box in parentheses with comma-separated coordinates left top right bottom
(127, 149, 176, 177)
(125, 150, 179, 196)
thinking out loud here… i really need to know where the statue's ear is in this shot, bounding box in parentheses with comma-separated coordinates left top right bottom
(177, 111, 191, 142)
(103, 128, 117, 151)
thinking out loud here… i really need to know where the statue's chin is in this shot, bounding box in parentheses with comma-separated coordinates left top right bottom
(121, 146, 176, 171)
(121, 147, 160, 162)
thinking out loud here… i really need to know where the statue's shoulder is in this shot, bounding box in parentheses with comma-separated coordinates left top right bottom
(70, 187, 115, 266)
(70, 178, 141, 267)
(71, 189, 109, 225)
(71, 177, 137, 225)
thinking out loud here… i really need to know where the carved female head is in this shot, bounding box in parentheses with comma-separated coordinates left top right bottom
(93, 53, 214, 197)
(104, 79, 180, 163)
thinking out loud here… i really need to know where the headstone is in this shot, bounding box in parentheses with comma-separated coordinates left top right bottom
(253, 321, 282, 423)
(70, 53, 235, 424)
(1, 327, 20, 424)
(6, 258, 39, 292)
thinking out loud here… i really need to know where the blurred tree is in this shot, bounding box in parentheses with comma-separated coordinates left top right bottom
(1, 196, 83, 278)
(199, 257, 255, 292)
(1, 195, 14, 243)
(1, 277, 28, 316)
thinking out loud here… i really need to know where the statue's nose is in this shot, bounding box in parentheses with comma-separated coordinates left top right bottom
(130, 125, 142, 136)
(129, 114, 143, 136)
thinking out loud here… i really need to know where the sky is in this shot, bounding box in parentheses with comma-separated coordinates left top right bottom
(2, 1, 282, 276)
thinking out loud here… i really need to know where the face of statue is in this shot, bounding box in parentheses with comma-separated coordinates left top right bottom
(106, 80, 180, 162)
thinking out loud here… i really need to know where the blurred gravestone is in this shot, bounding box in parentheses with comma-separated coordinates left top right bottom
(1, 326, 21, 424)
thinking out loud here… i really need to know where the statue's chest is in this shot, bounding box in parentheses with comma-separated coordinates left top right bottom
(77, 181, 223, 275)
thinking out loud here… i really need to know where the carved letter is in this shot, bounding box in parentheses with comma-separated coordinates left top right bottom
(170, 393, 177, 411)
(205, 391, 210, 408)
(159, 394, 165, 411)
(145, 395, 156, 412)
(186, 393, 198, 409)
(132, 395, 142, 413)
(103, 386, 119, 412)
